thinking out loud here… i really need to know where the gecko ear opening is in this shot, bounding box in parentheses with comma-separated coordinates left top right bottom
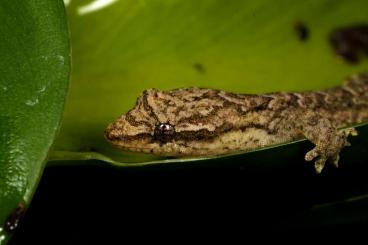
(154, 123, 176, 143)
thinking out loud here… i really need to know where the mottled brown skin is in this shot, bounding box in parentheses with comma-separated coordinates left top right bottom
(106, 73, 368, 173)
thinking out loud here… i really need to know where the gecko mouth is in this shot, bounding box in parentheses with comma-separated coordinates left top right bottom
(105, 133, 152, 142)
(104, 125, 155, 149)
(105, 135, 156, 153)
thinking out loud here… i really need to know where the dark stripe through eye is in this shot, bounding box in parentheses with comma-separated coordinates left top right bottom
(154, 123, 175, 142)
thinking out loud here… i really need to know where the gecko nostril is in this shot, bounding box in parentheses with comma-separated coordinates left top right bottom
(154, 123, 176, 142)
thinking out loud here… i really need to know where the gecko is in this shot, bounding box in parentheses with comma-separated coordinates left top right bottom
(105, 73, 368, 173)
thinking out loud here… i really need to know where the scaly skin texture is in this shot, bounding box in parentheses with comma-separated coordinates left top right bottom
(105, 73, 368, 173)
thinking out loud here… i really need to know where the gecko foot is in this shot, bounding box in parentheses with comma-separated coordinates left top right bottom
(304, 127, 357, 173)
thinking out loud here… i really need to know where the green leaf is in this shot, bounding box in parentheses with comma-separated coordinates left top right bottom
(0, 0, 70, 241)
(53, 0, 368, 166)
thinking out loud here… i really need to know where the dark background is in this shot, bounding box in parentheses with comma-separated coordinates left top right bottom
(8, 155, 368, 244)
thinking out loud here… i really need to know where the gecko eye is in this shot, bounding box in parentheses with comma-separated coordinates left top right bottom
(154, 123, 175, 142)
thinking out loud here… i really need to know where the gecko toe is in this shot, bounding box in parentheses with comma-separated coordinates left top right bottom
(305, 148, 319, 161)
(329, 154, 340, 168)
(314, 157, 327, 174)
(343, 128, 358, 137)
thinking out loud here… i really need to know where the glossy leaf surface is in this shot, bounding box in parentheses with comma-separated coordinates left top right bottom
(0, 0, 70, 241)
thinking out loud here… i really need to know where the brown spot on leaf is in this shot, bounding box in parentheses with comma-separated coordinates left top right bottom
(193, 63, 206, 74)
(329, 23, 368, 64)
(294, 21, 309, 41)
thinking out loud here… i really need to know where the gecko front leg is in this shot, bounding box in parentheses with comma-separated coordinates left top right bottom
(295, 110, 357, 173)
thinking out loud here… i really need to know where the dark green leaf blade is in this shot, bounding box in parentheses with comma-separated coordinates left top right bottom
(0, 0, 70, 241)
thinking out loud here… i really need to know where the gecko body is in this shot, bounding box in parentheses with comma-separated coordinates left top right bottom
(105, 73, 368, 172)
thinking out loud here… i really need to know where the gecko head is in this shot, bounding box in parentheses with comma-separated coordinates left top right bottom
(105, 89, 171, 154)
(105, 87, 226, 155)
